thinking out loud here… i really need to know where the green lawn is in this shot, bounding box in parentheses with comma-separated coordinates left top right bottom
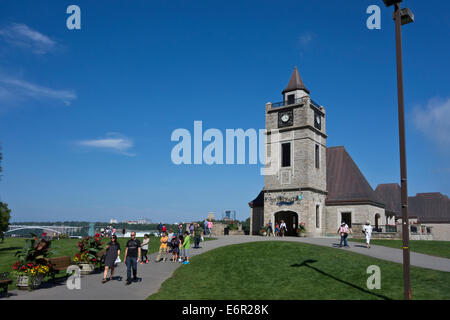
(148, 241, 450, 300)
(0, 235, 215, 291)
(349, 239, 450, 259)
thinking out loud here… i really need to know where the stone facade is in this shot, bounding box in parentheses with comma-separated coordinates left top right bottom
(424, 223, 450, 241)
(324, 204, 387, 235)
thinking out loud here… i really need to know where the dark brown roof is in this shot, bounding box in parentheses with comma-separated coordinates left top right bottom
(326, 146, 383, 206)
(375, 183, 402, 214)
(248, 190, 264, 208)
(375, 184, 450, 223)
(282, 66, 310, 95)
(409, 193, 450, 223)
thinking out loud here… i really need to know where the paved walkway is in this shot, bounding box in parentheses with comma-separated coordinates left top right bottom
(5, 236, 450, 300)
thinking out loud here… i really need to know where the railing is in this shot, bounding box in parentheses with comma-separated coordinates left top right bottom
(310, 99, 321, 109)
(272, 97, 306, 108)
(352, 224, 398, 233)
(271, 97, 322, 109)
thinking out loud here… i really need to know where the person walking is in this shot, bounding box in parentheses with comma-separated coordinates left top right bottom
(280, 220, 287, 237)
(203, 219, 208, 236)
(140, 234, 150, 264)
(189, 223, 195, 236)
(181, 231, 191, 264)
(124, 232, 141, 285)
(102, 234, 120, 283)
(274, 223, 280, 236)
(178, 234, 184, 262)
(337, 222, 352, 248)
(362, 220, 373, 248)
(207, 220, 213, 238)
(266, 220, 273, 237)
(193, 223, 202, 249)
(156, 231, 169, 262)
(158, 222, 163, 236)
(171, 235, 180, 262)
(178, 223, 183, 236)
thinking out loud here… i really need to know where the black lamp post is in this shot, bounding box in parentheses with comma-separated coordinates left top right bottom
(382, 0, 414, 300)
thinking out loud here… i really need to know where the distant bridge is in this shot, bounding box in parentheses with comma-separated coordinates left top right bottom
(6, 225, 82, 236)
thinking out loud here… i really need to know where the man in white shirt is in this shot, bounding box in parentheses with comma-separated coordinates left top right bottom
(280, 220, 287, 237)
(362, 220, 373, 248)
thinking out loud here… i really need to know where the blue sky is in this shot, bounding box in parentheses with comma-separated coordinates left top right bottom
(0, 0, 449, 223)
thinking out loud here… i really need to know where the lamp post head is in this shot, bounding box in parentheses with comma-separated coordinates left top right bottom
(383, 0, 402, 6)
(392, 7, 415, 25)
(399, 7, 415, 25)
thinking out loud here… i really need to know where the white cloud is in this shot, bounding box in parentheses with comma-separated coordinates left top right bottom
(299, 32, 316, 47)
(412, 97, 450, 146)
(0, 75, 77, 106)
(76, 133, 136, 156)
(0, 23, 56, 54)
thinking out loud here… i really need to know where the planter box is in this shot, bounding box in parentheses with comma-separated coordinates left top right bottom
(78, 263, 95, 275)
(16, 275, 43, 290)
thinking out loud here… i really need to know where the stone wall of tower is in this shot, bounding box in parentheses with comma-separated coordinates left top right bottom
(261, 96, 328, 237)
(263, 190, 327, 237)
(264, 98, 327, 194)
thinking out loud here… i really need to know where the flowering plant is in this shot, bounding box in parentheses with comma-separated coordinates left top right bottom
(11, 234, 52, 286)
(12, 261, 50, 277)
(73, 234, 104, 264)
(297, 222, 306, 235)
(259, 226, 268, 236)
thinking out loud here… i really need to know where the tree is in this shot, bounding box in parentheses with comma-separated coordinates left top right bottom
(0, 202, 11, 238)
(0, 142, 3, 180)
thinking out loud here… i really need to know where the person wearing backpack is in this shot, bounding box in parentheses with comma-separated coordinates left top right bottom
(337, 222, 351, 248)
(171, 235, 180, 262)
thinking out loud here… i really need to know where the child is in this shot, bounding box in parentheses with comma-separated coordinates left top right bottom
(178, 235, 184, 262)
(156, 231, 169, 262)
(181, 231, 191, 264)
(140, 234, 150, 264)
(275, 223, 280, 237)
(171, 235, 180, 262)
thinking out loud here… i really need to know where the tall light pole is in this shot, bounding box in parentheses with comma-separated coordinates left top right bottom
(382, 0, 414, 300)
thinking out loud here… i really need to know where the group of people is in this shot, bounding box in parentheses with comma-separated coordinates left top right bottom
(337, 220, 373, 249)
(158, 220, 213, 238)
(264, 219, 288, 237)
(101, 221, 209, 285)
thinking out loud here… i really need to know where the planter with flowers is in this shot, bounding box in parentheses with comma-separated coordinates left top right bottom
(259, 226, 268, 236)
(11, 235, 52, 290)
(73, 234, 103, 275)
(297, 222, 306, 237)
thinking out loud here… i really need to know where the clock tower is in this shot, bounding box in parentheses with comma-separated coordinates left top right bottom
(262, 66, 327, 237)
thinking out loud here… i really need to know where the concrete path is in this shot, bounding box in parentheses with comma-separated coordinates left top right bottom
(5, 235, 450, 300)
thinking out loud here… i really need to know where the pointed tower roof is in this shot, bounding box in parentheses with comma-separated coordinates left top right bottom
(282, 66, 310, 95)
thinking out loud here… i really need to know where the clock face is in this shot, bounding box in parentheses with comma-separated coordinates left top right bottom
(278, 110, 293, 128)
(281, 114, 290, 123)
(314, 112, 321, 130)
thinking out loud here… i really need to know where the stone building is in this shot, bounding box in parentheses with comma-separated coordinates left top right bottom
(249, 67, 450, 238)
